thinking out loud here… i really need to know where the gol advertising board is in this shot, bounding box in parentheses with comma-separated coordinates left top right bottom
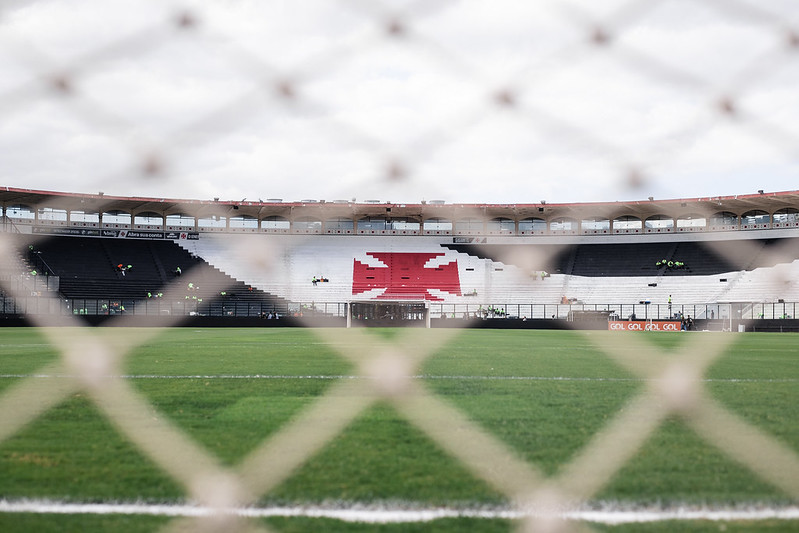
(608, 321, 682, 332)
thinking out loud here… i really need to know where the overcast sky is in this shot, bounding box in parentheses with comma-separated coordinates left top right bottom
(1, 0, 798, 205)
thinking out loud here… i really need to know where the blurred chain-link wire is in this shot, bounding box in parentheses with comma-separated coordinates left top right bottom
(1, 1, 799, 532)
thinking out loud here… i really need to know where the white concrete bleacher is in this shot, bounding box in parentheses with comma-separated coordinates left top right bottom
(178, 234, 799, 309)
(722, 261, 799, 303)
(565, 274, 728, 306)
(562, 262, 799, 312)
(179, 234, 559, 305)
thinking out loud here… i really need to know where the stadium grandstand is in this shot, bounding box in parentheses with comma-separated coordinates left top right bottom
(2, 186, 799, 331)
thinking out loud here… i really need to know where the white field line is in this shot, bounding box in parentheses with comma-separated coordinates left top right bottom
(0, 374, 796, 383)
(0, 500, 798, 524)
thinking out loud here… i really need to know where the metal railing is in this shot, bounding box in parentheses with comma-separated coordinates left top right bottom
(2, 294, 795, 324)
(429, 302, 797, 321)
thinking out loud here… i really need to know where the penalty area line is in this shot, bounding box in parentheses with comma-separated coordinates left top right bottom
(0, 501, 798, 524)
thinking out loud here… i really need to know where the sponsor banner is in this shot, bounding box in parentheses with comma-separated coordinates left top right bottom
(124, 231, 165, 239)
(31, 227, 199, 240)
(33, 227, 101, 237)
(170, 232, 199, 240)
(608, 321, 682, 332)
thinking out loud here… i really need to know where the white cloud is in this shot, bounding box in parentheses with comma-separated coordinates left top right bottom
(0, 0, 797, 204)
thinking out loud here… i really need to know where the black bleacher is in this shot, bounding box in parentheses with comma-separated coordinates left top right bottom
(26, 236, 182, 299)
(662, 241, 735, 276)
(445, 237, 799, 277)
(26, 236, 284, 307)
(570, 243, 668, 276)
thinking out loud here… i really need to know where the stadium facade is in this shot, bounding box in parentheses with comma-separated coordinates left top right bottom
(2, 187, 799, 330)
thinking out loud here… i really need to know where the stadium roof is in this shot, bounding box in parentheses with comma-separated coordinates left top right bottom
(2, 186, 799, 221)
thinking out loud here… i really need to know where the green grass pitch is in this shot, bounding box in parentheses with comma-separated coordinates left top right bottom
(0, 327, 797, 532)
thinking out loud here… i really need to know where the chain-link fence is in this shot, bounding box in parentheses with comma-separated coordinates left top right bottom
(1, 1, 799, 531)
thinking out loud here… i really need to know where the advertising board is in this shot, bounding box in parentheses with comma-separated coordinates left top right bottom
(608, 321, 682, 331)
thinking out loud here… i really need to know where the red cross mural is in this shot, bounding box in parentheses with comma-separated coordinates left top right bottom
(352, 252, 462, 301)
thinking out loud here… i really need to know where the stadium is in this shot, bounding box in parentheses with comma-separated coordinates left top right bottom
(2, 187, 799, 331)
(2, 1, 799, 532)
(1, 187, 798, 533)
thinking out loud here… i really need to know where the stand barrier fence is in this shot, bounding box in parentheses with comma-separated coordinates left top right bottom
(1, 294, 795, 323)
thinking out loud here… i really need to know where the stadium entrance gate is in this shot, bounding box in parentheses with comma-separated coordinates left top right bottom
(347, 300, 430, 328)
